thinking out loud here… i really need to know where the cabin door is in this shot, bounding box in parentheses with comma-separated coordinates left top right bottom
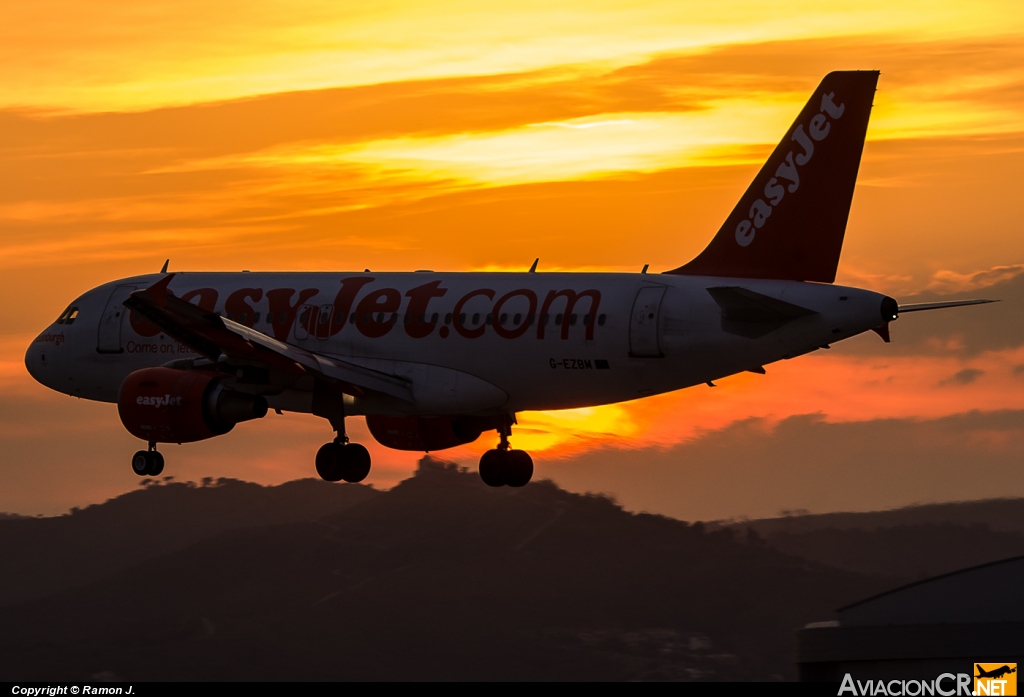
(629, 286, 666, 357)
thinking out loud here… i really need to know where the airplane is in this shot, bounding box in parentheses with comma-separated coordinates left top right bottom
(976, 665, 1016, 680)
(24, 71, 994, 488)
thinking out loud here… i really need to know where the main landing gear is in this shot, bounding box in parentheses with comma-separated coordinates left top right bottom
(315, 418, 371, 483)
(478, 419, 533, 488)
(131, 443, 164, 477)
(316, 441, 371, 483)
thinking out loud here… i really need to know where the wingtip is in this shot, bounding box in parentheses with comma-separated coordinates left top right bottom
(144, 273, 176, 306)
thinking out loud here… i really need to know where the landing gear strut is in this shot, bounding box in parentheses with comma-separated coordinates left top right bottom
(479, 416, 533, 488)
(315, 417, 372, 483)
(131, 442, 164, 477)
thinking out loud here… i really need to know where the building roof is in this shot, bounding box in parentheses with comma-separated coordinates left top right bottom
(837, 555, 1024, 626)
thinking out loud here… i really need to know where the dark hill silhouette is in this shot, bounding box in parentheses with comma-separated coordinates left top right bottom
(726, 498, 1024, 580)
(0, 459, 890, 681)
(0, 477, 377, 605)
(737, 497, 1024, 536)
(761, 523, 1024, 580)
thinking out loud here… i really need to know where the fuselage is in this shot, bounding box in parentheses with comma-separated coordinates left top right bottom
(25, 271, 890, 417)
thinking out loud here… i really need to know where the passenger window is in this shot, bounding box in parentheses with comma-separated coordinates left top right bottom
(569, 314, 578, 326)
(598, 314, 606, 326)
(445, 313, 453, 325)
(555, 314, 563, 325)
(252, 312, 261, 323)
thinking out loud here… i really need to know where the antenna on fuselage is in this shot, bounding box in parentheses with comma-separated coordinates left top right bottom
(160, 259, 169, 273)
(529, 258, 539, 273)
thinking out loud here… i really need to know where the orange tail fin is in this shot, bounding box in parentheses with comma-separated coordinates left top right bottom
(666, 70, 879, 282)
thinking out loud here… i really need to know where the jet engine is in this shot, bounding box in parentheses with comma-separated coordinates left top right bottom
(365, 415, 493, 451)
(118, 367, 267, 443)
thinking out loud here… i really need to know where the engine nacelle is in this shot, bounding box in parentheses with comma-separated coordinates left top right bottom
(118, 367, 267, 443)
(366, 415, 495, 452)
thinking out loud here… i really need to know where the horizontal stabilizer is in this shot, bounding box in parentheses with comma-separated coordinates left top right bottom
(707, 287, 817, 323)
(898, 299, 997, 314)
(707, 286, 816, 339)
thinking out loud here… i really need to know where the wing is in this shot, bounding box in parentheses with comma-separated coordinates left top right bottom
(122, 274, 414, 403)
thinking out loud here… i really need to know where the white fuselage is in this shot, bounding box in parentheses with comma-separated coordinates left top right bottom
(25, 271, 889, 417)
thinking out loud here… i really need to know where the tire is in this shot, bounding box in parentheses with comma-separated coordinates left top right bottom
(504, 450, 533, 488)
(132, 451, 151, 476)
(340, 443, 371, 483)
(148, 451, 165, 477)
(479, 449, 506, 487)
(315, 443, 344, 482)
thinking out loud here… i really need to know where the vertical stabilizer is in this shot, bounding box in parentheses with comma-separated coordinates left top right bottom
(666, 71, 879, 282)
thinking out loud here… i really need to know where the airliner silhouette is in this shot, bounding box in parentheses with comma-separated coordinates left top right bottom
(25, 71, 992, 486)
(977, 665, 1017, 680)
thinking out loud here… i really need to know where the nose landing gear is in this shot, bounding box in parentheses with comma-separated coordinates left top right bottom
(131, 442, 164, 477)
(479, 417, 533, 487)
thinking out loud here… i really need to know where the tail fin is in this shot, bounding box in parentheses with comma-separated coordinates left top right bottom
(666, 71, 879, 282)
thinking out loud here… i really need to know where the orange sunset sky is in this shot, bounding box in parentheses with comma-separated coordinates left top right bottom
(3, 0, 1024, 519)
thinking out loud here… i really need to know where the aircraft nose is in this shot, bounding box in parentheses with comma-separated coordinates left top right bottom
(24, 341, 47, 384)
(24, 335, 60, 390)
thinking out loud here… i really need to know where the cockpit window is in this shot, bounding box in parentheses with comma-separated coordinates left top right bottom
(55, 306, 79, 325)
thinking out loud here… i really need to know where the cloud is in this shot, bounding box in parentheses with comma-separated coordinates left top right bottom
(541, 410, 1024, 521)
(941, 368, 985, 385)
(3, 1, 1020, 112)
(927, 264, 1024, 294)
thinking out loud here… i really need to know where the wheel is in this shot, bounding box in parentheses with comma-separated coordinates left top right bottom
(131, 451, 150, 476)
(479, 449, 506, 487)
(339, 443, 371, 483)
(504, 450, 533, 487)
(148, 451, 165, 477)
(315, 443, 344, 482)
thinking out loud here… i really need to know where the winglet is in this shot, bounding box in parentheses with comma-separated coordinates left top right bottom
(529, 258, 539, 273)
(144, 273, 176, 307)
(160, 259, 169, 273)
